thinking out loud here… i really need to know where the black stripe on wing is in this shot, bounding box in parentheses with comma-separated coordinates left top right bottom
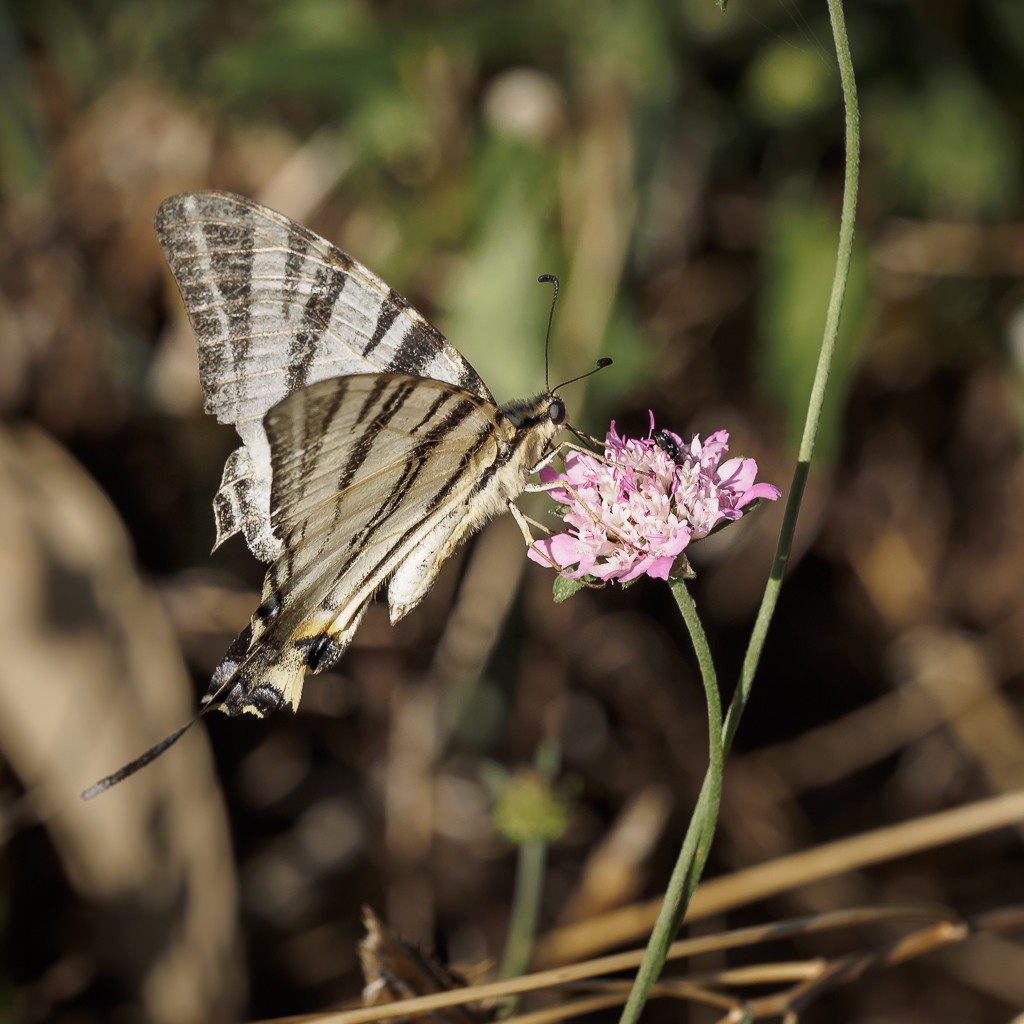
(155, 190, 493, 434)
(260, 374, 500, 618)
(266, 374, 496, 542)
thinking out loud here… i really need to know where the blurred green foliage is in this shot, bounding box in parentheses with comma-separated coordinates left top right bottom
(4, 0, 1022, 441)
(489, 769, 569, 845)
(758, 194, 872, 453)
(744, 40, 837, 126)
(870, 70, 1021, 217)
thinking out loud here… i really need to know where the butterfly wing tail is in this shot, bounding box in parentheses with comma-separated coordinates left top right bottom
(200, 595, 371, 719)
(200, 623, 307, 718)
(82, 623, 311, 799)
(82, 720, 197, 799)
(212, 444, 281, 562)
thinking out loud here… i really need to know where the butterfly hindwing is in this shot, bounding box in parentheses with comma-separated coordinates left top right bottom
(155, 190, 492, 561)
(202, 373, 551, 719)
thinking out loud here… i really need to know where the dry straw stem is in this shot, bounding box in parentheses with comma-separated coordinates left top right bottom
(729, 908, 1024, 1023)
(488, 903, 1017, 1024)
(507, 964, 828, 1022)
(248, 905, 1024, 1024)
(535, 787, 1024, 965)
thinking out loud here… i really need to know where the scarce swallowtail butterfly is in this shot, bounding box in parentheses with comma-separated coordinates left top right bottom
(84, 190, 598, 799)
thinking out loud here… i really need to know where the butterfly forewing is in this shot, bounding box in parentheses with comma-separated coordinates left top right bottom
(155, 191, 492, 561)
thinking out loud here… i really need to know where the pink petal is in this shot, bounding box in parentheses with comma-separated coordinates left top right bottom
(736, 482, 782, 508)
(644, 555, 676, 580)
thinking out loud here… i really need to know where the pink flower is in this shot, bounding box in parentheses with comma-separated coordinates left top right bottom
(529, 414, 781, 584)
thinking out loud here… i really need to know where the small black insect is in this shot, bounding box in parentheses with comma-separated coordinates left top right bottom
(654, 430, 682, 461)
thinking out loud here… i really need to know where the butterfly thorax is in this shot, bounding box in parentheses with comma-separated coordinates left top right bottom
(493, 392, 565, 491)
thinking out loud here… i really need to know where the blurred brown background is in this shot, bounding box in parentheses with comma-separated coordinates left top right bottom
(2, 0, 1024, 1021)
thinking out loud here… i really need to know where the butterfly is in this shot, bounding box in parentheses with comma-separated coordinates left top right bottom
(83, 190, 601, 799)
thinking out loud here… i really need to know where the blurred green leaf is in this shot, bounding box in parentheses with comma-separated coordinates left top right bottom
(868, 69, 1021, 217)
(492, 769, 568, 845)
(757, 195, 872, 456)
(439, 145, 555, 399)
(570, 0, 673, 95)
(989, 0, 1024, 63)
(0, 2, 50, 191)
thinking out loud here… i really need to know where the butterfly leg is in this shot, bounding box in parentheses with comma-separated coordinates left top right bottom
(526, 438, 596, 479)
(506, 498, 602, 586)
(525, 469, 662, 582)
(510, 472, 581, 537)
(508, 498, 565, 575)
(522, 472, 591, 496)
(507, 499, 541, 548)
(526, 439, 626, 487)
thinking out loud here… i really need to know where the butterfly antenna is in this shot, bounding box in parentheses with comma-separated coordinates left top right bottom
(538, 274, 560, 393)
(81, 718, 197, 800)
(552, 357, 613, 393)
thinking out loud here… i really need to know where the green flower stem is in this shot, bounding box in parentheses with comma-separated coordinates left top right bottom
(618, 579, 723, 1024)
(724, 0, 860, 754)
(499, 742, 562, 987)
(617, 3, 860, 1022)
(500, 838, 549, 983)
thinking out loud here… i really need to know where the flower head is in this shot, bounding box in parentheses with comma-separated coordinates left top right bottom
(529, 413, 781, 584)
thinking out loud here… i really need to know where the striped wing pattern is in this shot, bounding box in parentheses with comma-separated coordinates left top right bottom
(203, 372, 542, 718)
(155, 191, 491, 562)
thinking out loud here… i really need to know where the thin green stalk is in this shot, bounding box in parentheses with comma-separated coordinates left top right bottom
(618, 580, 723, 1024)
(500, 838, 548, 982)
(723, 0, 860, 753)
(499, 742, 562, 988)
(617, 3, 860, 1021)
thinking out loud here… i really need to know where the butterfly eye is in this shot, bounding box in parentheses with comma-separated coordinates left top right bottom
(548, 398, 566, 425)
